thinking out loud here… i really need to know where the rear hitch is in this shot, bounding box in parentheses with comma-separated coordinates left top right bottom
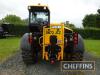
(50, 59, 55, 64)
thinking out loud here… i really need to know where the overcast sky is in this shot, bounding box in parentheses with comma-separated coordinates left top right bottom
(0, 0, 100, 27)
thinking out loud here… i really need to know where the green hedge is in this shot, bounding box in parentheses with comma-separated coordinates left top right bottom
(73, 28, 100, 39)
(8, 25, 100, 39)
(8, 25, 28, 36)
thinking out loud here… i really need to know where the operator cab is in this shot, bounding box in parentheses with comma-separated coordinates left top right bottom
(28, 5, 50, 33)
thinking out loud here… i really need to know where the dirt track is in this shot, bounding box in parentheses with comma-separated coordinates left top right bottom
(0, 51, 99, 75)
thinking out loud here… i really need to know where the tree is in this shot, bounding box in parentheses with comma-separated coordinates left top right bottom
(68, 23, 76, 28)
(96, 14, 100, 28)
(22, 18, 29, 25)
(83, 8, 100, 28)
(97, 9, 100, 14)
(82, 14, 96, 28)
(64, 21, 76, 28)
(1, 15, 25, 25)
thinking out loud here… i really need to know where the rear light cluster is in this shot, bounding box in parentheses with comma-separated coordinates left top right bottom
(28, 33, 33, 44)
(73, 32, 78, 47)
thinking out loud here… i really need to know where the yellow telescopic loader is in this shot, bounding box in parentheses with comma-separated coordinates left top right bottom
(20, 4, 84, 64)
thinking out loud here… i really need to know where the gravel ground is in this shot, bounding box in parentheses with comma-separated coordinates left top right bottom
(0, 51, 99, 75)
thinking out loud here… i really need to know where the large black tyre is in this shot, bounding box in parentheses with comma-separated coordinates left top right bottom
(20, 33, 36, 65)
(64, 34, 84, 61)
(72, 34, 85, 61)
(21, 49, 36, 65)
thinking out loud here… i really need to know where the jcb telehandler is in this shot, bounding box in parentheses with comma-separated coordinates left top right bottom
(20, 4, 84, 64)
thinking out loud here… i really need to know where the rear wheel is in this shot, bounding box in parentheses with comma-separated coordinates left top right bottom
(20, 33, 37, 65)
(64, 34, 84, 61)
(22, 49, 37, 64)
(72, 34, 84, 61)
(72, 52, 83, 61)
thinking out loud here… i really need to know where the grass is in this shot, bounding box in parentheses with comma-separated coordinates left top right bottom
(0, 37, 20, 62)
(84, 39, 100, 58)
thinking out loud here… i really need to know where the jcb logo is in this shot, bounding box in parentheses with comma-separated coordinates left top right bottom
(56, 29, 61, 34)
(46, 29, 61, 34)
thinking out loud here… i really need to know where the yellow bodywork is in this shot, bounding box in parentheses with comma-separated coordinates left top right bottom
(43, 23, 64, 60)
(64, 26, 73, 32)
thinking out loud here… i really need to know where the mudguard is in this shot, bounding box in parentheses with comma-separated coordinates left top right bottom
(20, 33, 31, 50)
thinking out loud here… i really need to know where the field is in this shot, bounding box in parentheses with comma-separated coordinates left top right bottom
(0, 37, 100, 62)
(84, 39, 100, 58)
(0, 37, 20, 62)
